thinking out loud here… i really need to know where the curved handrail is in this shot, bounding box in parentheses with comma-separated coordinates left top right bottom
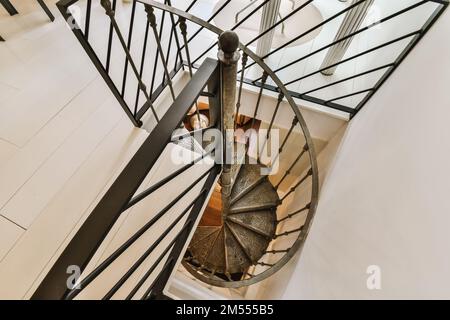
(139, 0, 319, 288)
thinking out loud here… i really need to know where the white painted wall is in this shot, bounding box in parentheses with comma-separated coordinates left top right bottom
(261, 6, 450, 299)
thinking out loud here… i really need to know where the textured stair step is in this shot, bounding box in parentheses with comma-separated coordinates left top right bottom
(230, 162, 262, 197)
(203, 227, 226, 273)
(229, 181, 280, 214)
(226, 212, 276, 240)
(189, 226, 221, 249)
(230, 175, 266, 206)
(186, 154, 280, 281)
(189, 227, 220, 266)
(229, 203, 278, 215)
(224, 224, 252, 274)
(229, 143, 247, 192)
(226, 221, 271, 264)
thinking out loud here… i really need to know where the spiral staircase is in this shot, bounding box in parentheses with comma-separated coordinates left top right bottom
(23, 0, 447, 299)
(185, 153, 281, 282)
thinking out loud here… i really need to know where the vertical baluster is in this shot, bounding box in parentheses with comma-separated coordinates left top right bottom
(259, 92, 283, 159)
(218, 31, 240, 213)
(149, 9, 167, 97)
(105, 0, 117, 73)
(100, 0, 158, 122)
(164, 20, 177, 73)
(267, 92, 283, 136)
(272, 117, 298, 165)
(234, 53, 248, 129)
(85, 0, 92, 40)
(166, 1, 199, 77)
(120, 0, 137, 98)
(179, 17, 201, 122)
(164, 0, 185, 83)
(280, 168, 313, 202)
(145, 5, 176, 101)
(133, 17, 151, 116)
(249, 71, 268, 162)
(250, 71, 268, 130)
(178, 18, 193, 77)
(275, 144, 308, 189)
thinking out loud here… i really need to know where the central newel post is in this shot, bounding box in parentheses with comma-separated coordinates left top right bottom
(218, 31, 240, 214)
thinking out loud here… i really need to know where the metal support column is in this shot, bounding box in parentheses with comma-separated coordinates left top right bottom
(321, 0, 374, 75)
(218, 31, 240, 213)
(256, 0, 282, 57)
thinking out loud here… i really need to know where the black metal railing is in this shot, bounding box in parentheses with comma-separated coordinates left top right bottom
(33, 0, 447, 297)
(55, 0, 447, 123)
(31, 55, 222, 299)
(56, 0, 191, 127)
(170, 0, 448, 118)
(132, 0, 320, 289)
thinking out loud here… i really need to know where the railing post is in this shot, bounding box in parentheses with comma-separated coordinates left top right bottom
(218, 31, 240, 213)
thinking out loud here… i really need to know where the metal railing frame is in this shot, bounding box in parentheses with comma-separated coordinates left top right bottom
(30, 0, 448, 297)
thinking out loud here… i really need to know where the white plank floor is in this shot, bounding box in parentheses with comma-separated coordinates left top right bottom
(0, 1, 153, 298)
(0, 1, 216, 299)
(0, 216, 23, 261)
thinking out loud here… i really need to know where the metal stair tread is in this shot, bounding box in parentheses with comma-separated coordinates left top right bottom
(189, 227, 221, 265)
(225, 222, 254, 263)
(189, 226, 220, 247)
(229, 180, 280, 214)
(223, 223, 252, 274)
(230, 162, 262, 197)
(202, 227, 226, 273)
(229, 142, 247, 192)
(226, 212, 275, 239)
(230, 175, 266, 206)
(225, 221, 271, 264)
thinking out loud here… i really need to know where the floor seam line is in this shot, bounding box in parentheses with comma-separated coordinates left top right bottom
(0, 214, 27, 231)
